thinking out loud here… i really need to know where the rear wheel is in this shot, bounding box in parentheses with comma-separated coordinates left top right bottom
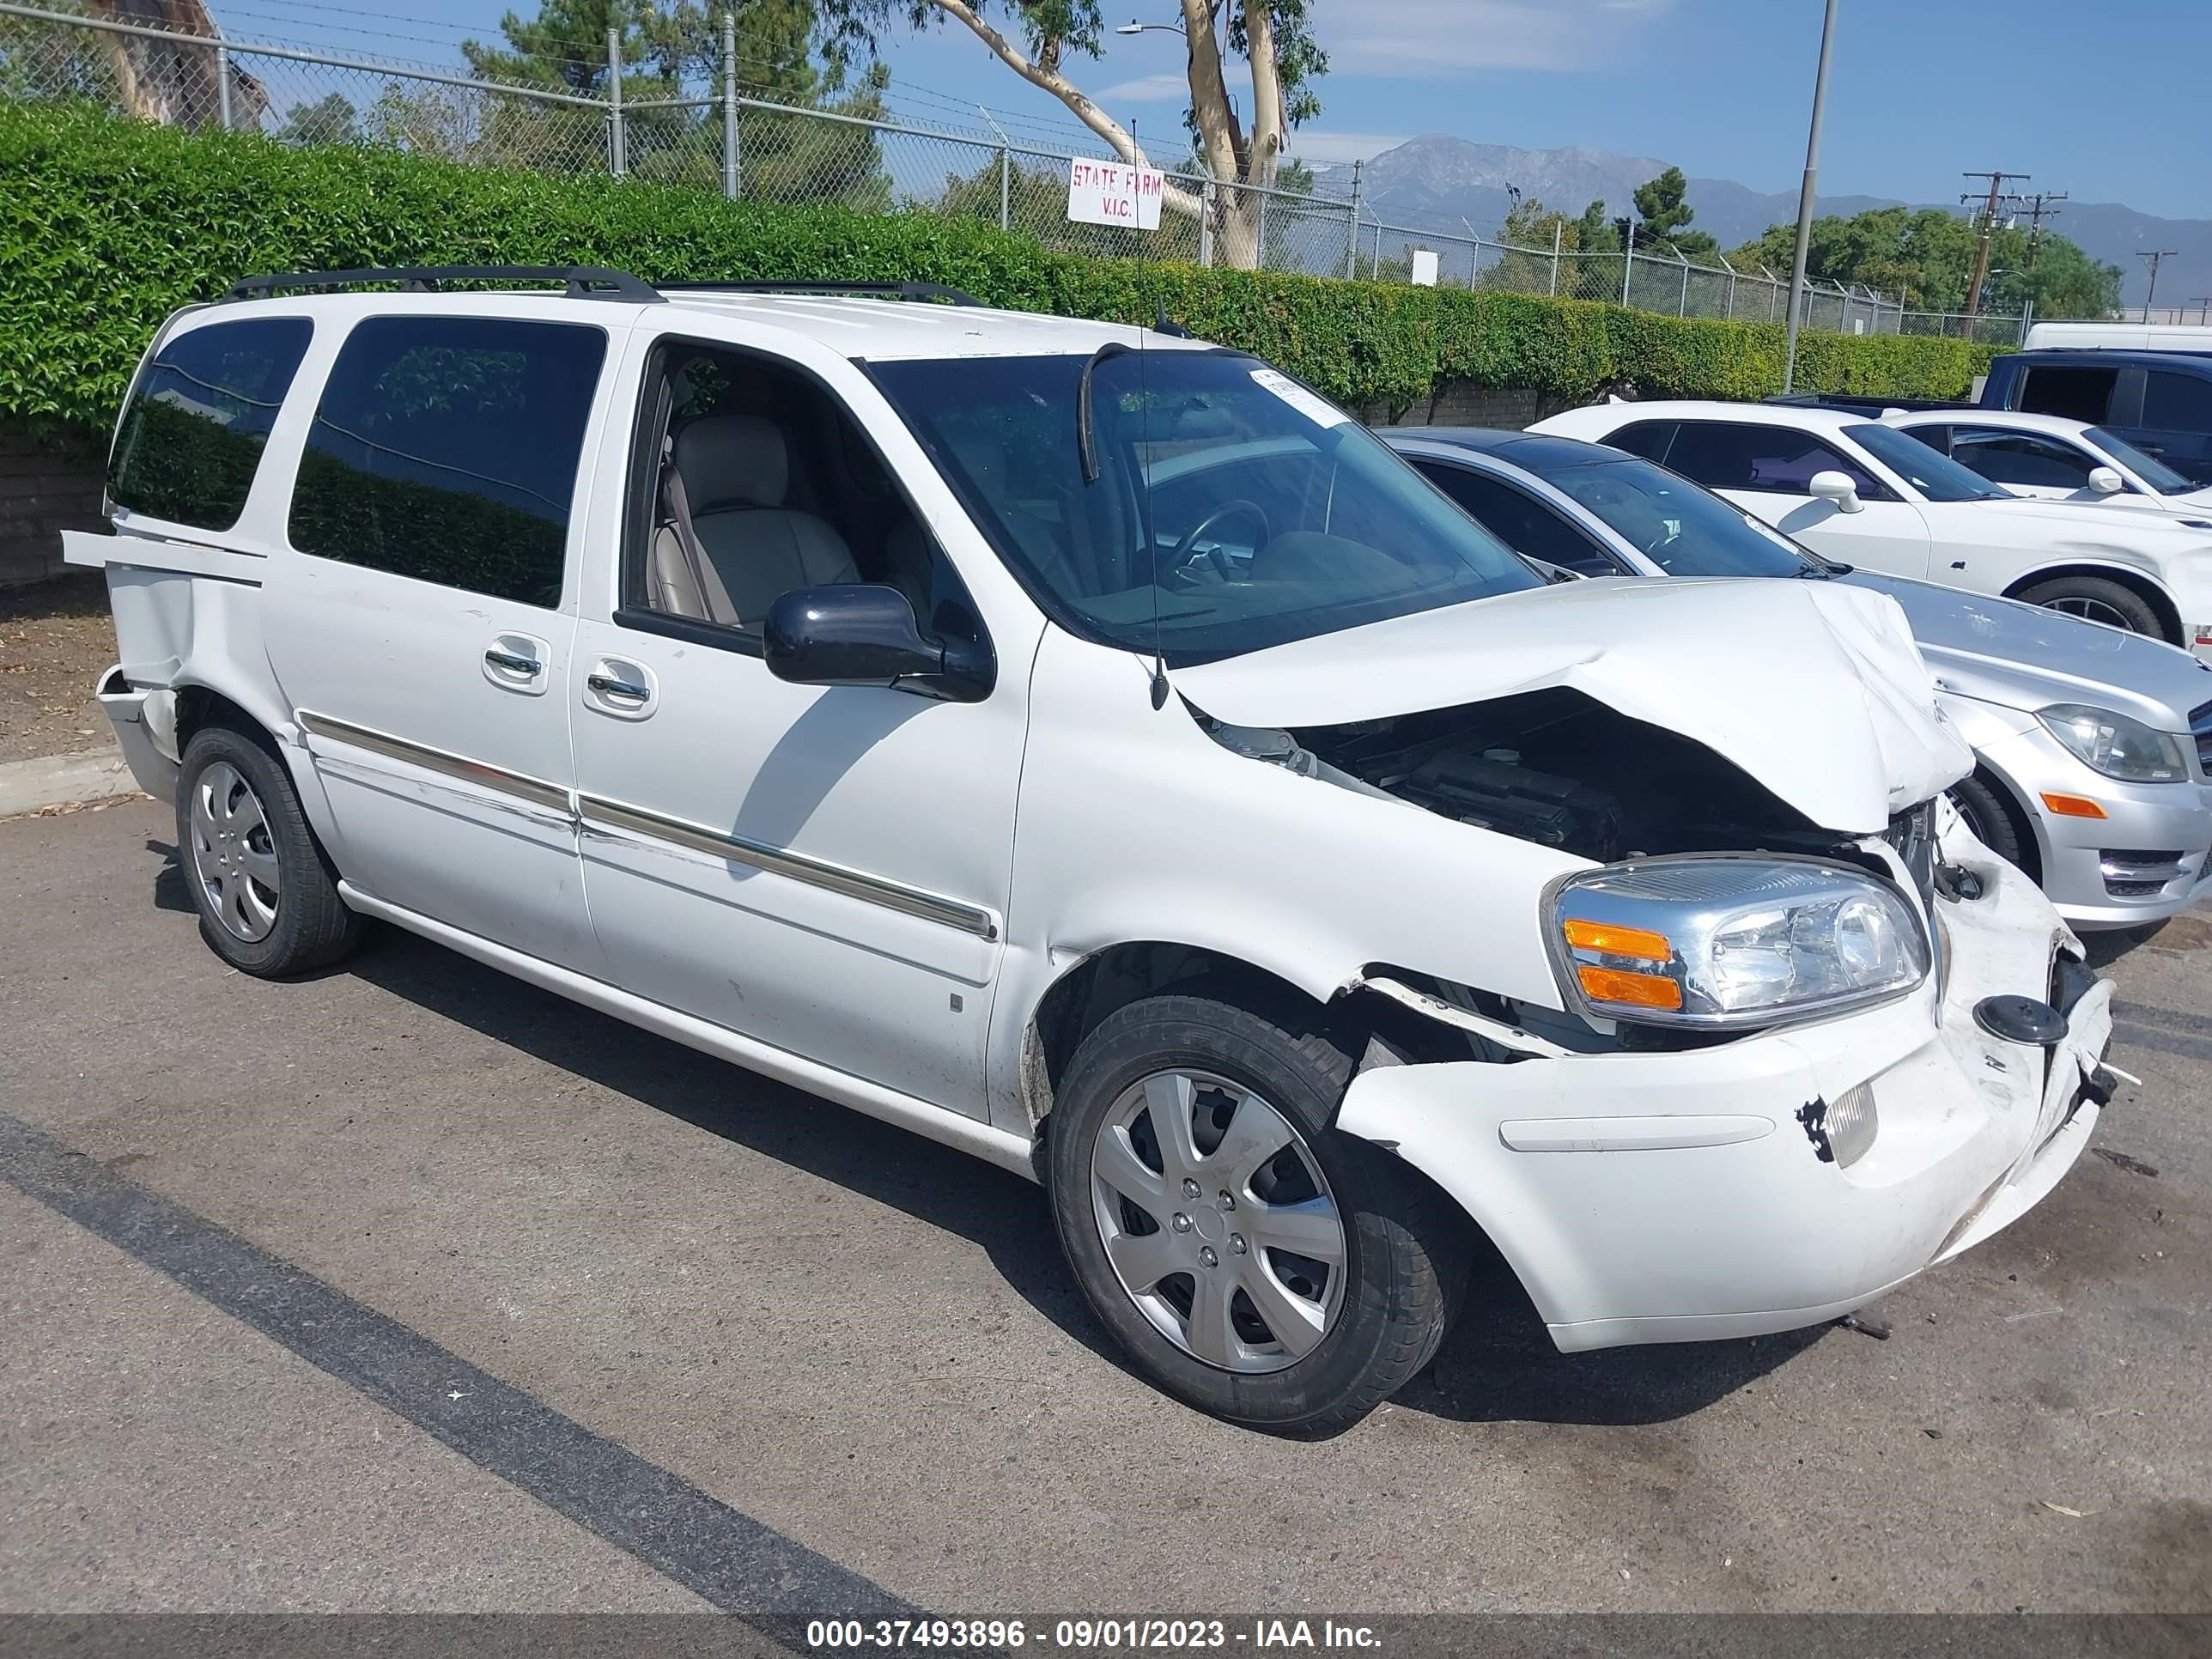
(2013, 574, 2170, 641)
(177, 723, 362, 977)
(1047, 993, 1462, 1437)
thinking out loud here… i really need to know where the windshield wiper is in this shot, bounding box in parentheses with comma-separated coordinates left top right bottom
(1077, 340, 1133, 484)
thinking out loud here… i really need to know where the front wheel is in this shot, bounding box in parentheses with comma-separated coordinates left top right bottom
(1947, 769, 2029, 871)
(2013, 574, 2170, 642)
(1047, 993, 1462, 1437)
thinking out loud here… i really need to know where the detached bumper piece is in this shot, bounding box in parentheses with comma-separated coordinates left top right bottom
(94, 665, 179, 803)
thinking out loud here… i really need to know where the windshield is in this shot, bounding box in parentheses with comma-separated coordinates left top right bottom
(1511, 449, 1826, 579)
(869, 351, 1541, 664)
(1844, 422, 2010, 502)
(2087, 426, 2195, 494)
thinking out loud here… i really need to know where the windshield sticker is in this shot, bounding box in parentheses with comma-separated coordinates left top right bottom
(1250, 368, 1348, 428)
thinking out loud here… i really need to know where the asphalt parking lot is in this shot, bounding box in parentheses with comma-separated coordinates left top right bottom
(3, 797, 2209, 1621)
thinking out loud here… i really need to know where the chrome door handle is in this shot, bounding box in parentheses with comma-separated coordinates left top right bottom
(485, 647, 543, 676)
(586, 672, 651, 702)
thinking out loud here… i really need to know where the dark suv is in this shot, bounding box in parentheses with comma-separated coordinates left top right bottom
(1985, 350, 2212, 487)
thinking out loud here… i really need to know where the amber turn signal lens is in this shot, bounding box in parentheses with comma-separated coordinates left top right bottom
(2039, 792, 2109, 820)
(1576, 964, 1685, 1011)
(1562, 918, 1673, 961)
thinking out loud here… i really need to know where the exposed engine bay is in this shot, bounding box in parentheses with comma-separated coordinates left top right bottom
(1241, 685, 1865, 864)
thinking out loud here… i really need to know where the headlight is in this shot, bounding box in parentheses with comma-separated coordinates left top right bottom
(2037, 703, 2191, 783)
(1549, 858, 1930, 1028)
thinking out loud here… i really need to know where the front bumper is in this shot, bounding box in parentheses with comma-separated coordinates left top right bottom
(1337, 825, 2113, 1352)
(1975, 720, 2212, 930)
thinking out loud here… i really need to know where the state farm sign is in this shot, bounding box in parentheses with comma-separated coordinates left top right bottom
(1066, 158, 1164, 230)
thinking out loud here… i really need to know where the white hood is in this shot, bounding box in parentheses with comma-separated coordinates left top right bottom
(1176, 577, 1974, 836)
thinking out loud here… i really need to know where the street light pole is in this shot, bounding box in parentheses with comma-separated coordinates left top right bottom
(1782, 0, 1838, 394)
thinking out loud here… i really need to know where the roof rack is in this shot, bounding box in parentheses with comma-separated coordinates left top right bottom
(223, 265, 664, 304)
(654, 279, 984, 307)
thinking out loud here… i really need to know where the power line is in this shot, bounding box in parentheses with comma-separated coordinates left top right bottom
(2137, 249, 2181, 316)
(1960, 169, 2029, 321)
(2017, 189, 2066, 265)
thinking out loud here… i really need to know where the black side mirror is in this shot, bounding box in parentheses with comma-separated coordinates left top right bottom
(763, 584, 994, 702)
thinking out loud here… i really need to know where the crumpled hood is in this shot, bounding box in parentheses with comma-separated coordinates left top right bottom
(1176, 577, 1974, 836)
(1844, 571, 2212, 730)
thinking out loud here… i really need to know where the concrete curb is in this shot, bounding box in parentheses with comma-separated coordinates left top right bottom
(0, 745, 140, 817)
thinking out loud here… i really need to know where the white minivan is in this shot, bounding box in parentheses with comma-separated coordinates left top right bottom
(73, 268, 2121, 1434)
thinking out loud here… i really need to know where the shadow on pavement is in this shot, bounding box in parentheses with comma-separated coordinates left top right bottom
(146, 836, 1818, 1432)
(1395, 1231, 1825, 1426)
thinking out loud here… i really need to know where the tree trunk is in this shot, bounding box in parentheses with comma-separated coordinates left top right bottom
(1215, 188, 1261, 271)
(87, 0, 266, 129)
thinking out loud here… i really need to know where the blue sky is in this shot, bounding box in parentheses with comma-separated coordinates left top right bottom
(206, 0, 2208, 219)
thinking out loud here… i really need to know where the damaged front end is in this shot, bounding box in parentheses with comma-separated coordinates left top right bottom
(1167, 579, 2115, 1350)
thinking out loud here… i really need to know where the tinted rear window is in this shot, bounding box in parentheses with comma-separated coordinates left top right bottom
(2014, 364, 2117, 423)
(288, 317, 605, 608)
(2143, 370, 2212, 431)
(109, 318, 313, 531)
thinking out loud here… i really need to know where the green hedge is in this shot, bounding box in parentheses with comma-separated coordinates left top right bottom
(0, 101, 1997, 437)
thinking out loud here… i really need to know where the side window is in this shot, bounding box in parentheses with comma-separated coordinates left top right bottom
(1948, 428, 2098, 489)
(2015, 365, 2118, 424)
(1415, 462, 1620, 575)
(289, 316, 606, 609)
(628, 342, 984, 645)
(109, 318, 313, 532)
(1662, 422, 1888, 499)
(1602, 421, 1675, 463)
(1898, 424, 1952, 456)
(2143, 371, 2212, 431)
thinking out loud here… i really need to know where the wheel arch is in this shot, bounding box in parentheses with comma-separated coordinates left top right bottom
(2002, 561, 2183, 645)
(1954, 758, 2047, 884)
(1018, 941, 1353, 1134)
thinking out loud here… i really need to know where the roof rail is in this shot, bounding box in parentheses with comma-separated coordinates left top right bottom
(654, 279, 984, 307)
(223, 265, 664, 303)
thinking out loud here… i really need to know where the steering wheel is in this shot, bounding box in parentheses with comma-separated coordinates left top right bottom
(1174, 499, 1270, 581)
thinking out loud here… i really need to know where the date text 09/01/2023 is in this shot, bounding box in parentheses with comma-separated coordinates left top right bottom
(805, 1619, 1384, 1650)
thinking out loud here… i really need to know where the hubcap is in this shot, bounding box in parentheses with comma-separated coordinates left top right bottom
(2044, 594, 2137, 633)
(189, 761, 280, 943)
(1089, 1069, 1346, 1375)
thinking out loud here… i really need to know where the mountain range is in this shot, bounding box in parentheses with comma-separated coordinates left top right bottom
(1310, 137, 2211, 310)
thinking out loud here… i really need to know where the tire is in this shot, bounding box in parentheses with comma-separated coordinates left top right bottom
(1947, 769, 2028, 871)
(175, 721, 362, 977)
(1047, 993, 1463, 1437)
(2013, 574, 2170, 642)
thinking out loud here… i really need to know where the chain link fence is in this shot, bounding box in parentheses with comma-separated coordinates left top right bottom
(0, 1, 2030, 345)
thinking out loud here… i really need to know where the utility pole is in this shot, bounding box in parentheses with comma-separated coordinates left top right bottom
(1782, 0, 1839, 394)
(2017, 190, 2066, 266)
(1960, 170, 2028, 328)
(2138, 250, 2180, 320)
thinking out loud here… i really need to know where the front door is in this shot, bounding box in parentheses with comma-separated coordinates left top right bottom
(263, 310, 613, 973)
(567, 335, 1030, 1115)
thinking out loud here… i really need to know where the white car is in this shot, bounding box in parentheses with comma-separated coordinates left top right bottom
(1534, 399, 2212, 660)
(71, 268, 2119, 1435)
(1880, 408, 2212, 522)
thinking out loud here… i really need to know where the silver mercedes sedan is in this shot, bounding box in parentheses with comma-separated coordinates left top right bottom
(1382, 426, 2212, 932)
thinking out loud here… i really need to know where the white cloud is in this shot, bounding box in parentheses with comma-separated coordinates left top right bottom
(1334, 0, 1672, 76)
(1097, 72, 1190, 103)
(1284, 131, 1411, 164)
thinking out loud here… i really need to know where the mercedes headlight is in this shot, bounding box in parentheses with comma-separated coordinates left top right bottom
(2037, 703, 2191, 783)
(1548, 859, 1929, 1028)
